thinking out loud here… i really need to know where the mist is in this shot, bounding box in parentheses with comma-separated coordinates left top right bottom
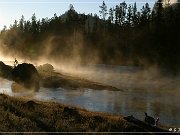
(0, 29, 180, 93)
(0, 0, 179, 94)
(0, 1, 180, 131)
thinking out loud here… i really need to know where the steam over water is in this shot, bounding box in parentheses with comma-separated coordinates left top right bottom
(0, 63, 180, 127)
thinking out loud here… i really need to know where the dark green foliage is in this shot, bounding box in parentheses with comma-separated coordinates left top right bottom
(0, 2, 180, 74)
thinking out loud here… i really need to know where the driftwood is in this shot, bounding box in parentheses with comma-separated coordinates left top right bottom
(124, 115, 169, 132)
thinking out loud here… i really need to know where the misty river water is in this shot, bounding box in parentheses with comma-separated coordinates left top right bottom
(0, 63, 180, 127)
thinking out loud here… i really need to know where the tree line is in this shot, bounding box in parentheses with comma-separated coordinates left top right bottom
(0, 0, 180, 74)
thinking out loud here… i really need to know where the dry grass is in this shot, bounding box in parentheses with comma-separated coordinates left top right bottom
(0, 93, 169, 134)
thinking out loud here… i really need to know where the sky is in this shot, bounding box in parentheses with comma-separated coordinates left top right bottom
(0, 0, 175, 30)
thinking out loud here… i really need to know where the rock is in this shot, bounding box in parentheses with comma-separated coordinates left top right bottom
(93, 115, 104, 122)
(11, 82, 33, 92)
(63, 107, 80, 117)
(63, 107, 78, 115)
(41, 76, 62, 88)
(24, 100, 38, 110)
(63, 107, 81, 121)
(12, 63, 40, 91)
(0, 61, 13, 79)
(38, 63, 54, 72)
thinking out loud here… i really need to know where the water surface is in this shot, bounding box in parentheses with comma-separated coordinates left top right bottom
(0, 64, 179, 127)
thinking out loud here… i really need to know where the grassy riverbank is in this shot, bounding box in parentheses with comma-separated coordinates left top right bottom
(0, 93, 169, 133)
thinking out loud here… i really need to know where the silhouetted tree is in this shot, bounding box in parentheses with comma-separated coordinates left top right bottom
(19, 15, 25, 32)
(114, 5, 120, 25)
(108, 7, 114, 23)
(140, 3, 151, 25)
(120, 1, 127, 25)
(127, 4, 133, 26)
(99, 1, 108, 20)
(132, 2, 138, 26)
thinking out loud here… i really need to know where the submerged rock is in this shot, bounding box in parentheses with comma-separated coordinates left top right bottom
(11, 82, 35, 93)
(12, 63, 40, 91)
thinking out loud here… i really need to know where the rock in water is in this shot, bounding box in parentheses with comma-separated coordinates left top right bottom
(37, 63, 54, 72)
(0, 61, 13, 80)
(12, 63, 40, 91)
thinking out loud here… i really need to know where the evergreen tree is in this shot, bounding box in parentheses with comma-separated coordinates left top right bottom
(30, 13, 39, 36)
(99, 1, 108, 20)
(127, 4, 133, 26)
(155, 0, 164, 25)
(19, 15, 25, 32)
(24, 20, 31, 33)
(13, 20, 18, 29)
(108, 7, 114, 23)
(140, 3, 151, 24)
(66, 4, 78, 25)
(132, 2, 138, 26)
(120, 1, 127, 26)
(114, 5, 120, 25)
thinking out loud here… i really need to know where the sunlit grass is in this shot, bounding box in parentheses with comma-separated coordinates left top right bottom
(0, 93, 169, 133)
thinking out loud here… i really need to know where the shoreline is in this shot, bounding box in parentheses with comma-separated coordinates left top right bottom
(0, 93, 170, 133)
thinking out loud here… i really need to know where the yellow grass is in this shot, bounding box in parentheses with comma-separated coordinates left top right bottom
(0, 93, 170, 134)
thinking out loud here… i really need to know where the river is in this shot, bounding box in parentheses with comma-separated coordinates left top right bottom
(0, 63, 179, 127)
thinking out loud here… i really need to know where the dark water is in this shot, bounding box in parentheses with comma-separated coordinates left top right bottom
(0, 64, 179, 127)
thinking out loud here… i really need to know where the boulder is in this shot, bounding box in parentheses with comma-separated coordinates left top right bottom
(38, 63, 54, 72)
(23, 100, 38, 110)
(0, 61, 13, 79)
(63, 107, 81, 121)
(12, 63, 40, 91)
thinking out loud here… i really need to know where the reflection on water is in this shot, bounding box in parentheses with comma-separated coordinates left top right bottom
(0, 64, 180, 127)
(36, 87, 179, 127)
(0, 78, 14, 95)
